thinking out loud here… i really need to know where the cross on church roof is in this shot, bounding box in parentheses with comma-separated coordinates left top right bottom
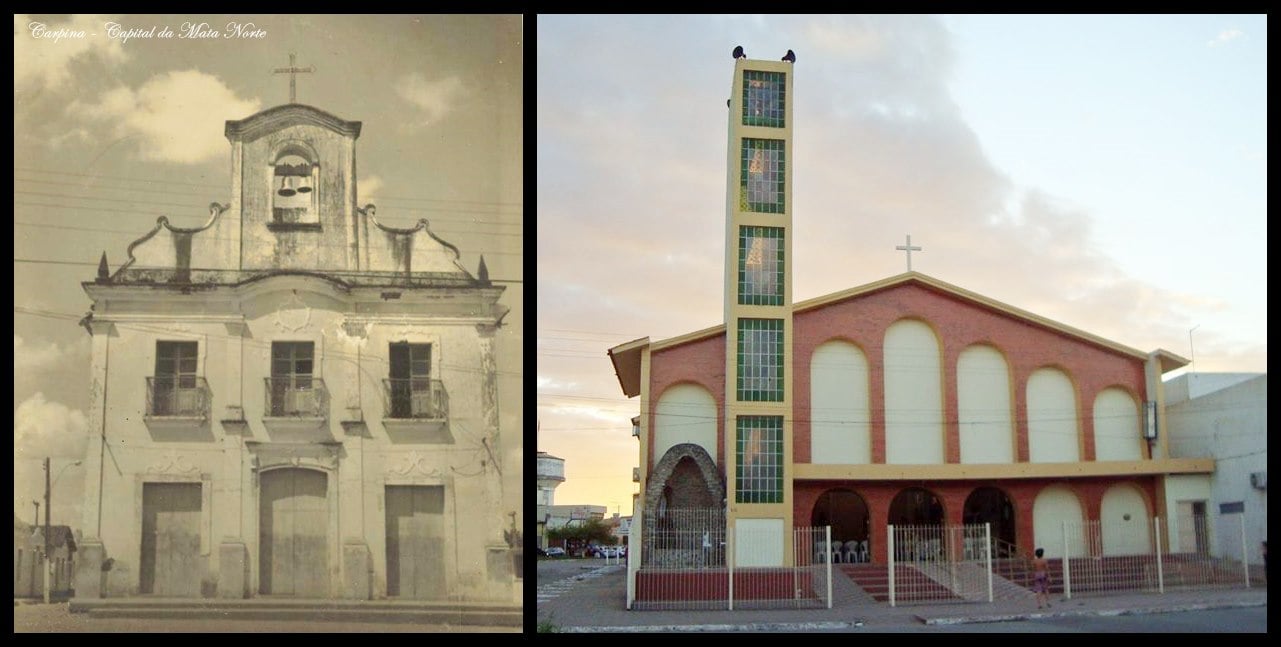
(896, 234, 922, 271)
(273, 52, 314, 104)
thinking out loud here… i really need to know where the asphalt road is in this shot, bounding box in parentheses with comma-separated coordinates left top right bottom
(801, 606, 1268, 633)
(537, 557, 619, 584)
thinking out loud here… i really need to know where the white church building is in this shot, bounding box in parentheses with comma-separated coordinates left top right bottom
(72, 98, 514, 602)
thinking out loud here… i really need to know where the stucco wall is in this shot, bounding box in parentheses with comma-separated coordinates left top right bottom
(883, 319, 944, 464)
(79, 280, 506, 600)
(956, 344, 1014, 464)
(653, 384, 718, 468)
(1165, 374, 1267, 564)
(809, 341, 870, 464)
(240, 124, 354, 271)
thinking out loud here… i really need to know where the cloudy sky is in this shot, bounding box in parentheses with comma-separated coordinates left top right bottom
(536, 15, 1267, 517)
(13, 14, 523, 528)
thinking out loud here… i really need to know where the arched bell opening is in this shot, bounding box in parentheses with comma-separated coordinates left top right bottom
(271, 151, 318, 224)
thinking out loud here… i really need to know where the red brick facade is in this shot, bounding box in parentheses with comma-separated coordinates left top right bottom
(642, 278, 1161, 562)
(793, 477, 1158, 564)
(791, 281, 1148, 465)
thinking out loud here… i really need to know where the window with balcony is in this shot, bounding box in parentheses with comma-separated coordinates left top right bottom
(267, 341, 326, 417)
(385, 342, 447, 420)
(147, 341, 207, 418)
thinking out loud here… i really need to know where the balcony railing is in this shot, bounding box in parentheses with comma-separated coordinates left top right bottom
(383, 378, 448, 420)
(146, 376, 210, 418)
(264, 377, 328, 417)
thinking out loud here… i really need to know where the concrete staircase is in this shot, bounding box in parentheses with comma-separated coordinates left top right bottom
(68, 598, 522, 627)
(838, 563, 962, 603)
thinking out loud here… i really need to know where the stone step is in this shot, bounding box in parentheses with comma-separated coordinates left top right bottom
(70, 598, 519, 614)
(84, 607, 522, 626)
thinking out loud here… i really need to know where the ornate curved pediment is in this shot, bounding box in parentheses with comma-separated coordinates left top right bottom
(247, 442, 340, 473)
(225, 104, 362, 142)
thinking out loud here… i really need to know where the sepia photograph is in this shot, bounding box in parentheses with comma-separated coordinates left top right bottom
(15, 14, 523, 632)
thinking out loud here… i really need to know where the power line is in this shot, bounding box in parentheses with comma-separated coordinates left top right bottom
(12, 258, 524, 282)
(12, 188, 523, 225)
(14, 306, 524, 376)
(14, 167, 522, 208)
(13, 216, 523, 241)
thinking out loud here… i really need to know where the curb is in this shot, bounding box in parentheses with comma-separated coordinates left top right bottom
(919, 599, 1269, 625)
(559, 621, 866, 633)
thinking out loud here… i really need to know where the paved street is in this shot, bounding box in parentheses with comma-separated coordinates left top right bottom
(14, 602, 520, 633)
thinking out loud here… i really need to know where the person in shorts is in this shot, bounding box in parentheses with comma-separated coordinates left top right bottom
(1032, 547, 1051, 609)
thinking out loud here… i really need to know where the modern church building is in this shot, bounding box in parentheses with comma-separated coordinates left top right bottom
(609, 52, 1223, 571)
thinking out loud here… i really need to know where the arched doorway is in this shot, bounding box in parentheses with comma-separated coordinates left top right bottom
(810, 489, 870, 560)
(888, 487, 945, 561)
(259, 467, 329, 597)
(888, 487, 944, 526)
(963, 487, 1016, 555)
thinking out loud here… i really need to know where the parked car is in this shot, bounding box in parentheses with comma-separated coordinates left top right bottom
(545, 546, 565, 557)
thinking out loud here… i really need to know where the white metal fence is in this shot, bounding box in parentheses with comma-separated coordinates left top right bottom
(1058, 515, 1254, 598)
(628, 513, 1258, 610)
(629, 509, 832, 611)
(888, 523, 993, 606)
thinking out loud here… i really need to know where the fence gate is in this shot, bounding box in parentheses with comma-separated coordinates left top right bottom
(888, 523, 993, 606)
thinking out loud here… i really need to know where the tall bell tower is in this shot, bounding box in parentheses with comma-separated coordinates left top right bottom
(723, 50, 795, 565)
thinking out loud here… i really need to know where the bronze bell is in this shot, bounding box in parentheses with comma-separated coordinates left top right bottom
(277, 175, 296, 197)
(295, 175, 312, 194)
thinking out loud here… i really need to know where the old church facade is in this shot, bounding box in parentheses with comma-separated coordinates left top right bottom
(73, 101, 514, 601)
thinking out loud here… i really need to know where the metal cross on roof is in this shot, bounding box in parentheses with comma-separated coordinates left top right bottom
(896, 234, 922, 271)
(273, 52, 314, 104)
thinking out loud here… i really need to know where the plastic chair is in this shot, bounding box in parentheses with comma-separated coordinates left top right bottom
(856, 540, 869, 563)
(830, 540, 844, 564)
(841, 541, 857, 564)
(814, 539, 829, 564)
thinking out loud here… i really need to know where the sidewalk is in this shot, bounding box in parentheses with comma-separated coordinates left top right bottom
(536, 564, 1268, 632)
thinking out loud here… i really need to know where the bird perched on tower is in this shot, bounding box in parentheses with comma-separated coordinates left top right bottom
(782, 49, 796, 63)
(732, 45, 746, 59)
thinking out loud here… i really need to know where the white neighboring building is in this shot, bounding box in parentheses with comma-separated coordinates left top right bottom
(1164, 373, 1267, 568)
(536, 451, 565, 549)
(545, 505, 607, 530)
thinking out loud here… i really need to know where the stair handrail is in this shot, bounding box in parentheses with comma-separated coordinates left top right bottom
(991, 537, 1031, 586)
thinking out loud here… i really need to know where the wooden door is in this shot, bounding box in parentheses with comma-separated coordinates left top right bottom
(140, 483, 203, 596)
(260, 468, 329, 596)
(385, 486, 446, 598)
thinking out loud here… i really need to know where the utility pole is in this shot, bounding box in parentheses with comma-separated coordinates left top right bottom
(32, 500, 39, 527)
(44, 456, 51, 604)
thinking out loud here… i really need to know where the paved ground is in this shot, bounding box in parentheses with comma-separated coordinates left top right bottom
(14, 601, 520, 633)
(536, 560, 1267, 632)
